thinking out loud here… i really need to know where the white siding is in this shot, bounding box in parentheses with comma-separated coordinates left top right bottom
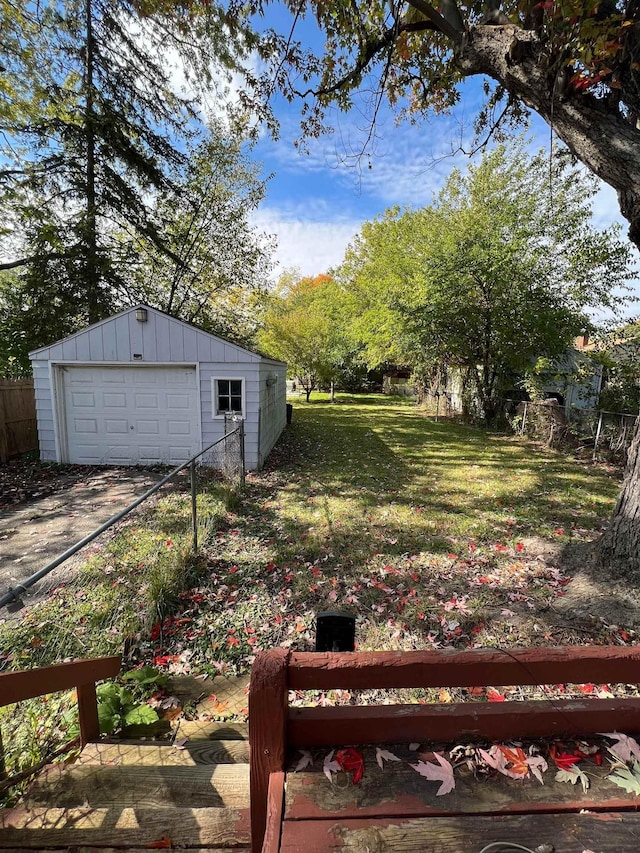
(32, 360, 56, 460)
(258, 361, 287, 468)
(200, 362, 261, 469)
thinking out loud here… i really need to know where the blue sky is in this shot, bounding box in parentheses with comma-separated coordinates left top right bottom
(251, 91, 632, 282)
(224, 9, 636, 297)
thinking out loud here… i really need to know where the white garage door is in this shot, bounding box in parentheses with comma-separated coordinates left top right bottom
(61, 366, 200, 465)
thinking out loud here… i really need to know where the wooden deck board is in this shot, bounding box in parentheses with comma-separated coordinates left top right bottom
(78, 739, 249, 766)
(24, 764, 249, 809)
(284, 744, 638, 820)
(280, 811, 640, 852)
(0, 806, 250, 848)
(177, 721, 249, 741)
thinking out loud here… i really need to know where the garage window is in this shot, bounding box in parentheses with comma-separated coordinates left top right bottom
(213, 377, 244, 417)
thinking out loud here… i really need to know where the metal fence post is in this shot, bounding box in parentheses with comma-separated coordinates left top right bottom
(190, 460, 198, 552)
(240, 420, 246, 488)
(593, 411, 603, 461)
(521, 402, 528, 435)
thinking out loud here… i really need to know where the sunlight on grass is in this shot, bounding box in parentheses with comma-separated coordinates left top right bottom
(1, 393, 627, 684)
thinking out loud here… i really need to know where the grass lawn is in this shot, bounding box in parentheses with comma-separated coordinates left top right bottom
(185, 393, 628, 670)
(2, 393, 634, 692)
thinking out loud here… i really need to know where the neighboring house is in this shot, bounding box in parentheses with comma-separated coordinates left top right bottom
(535, 336, 602, 410)
(382, 369, 414, 397)
(29, 305, 287, 470)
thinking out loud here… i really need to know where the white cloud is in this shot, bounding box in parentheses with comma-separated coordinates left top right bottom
(252, 208, 361, 278)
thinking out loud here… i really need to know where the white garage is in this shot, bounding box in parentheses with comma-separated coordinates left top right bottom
(30, 306, 287, 470)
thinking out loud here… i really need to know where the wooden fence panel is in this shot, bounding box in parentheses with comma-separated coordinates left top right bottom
(0, 379, 38, 463)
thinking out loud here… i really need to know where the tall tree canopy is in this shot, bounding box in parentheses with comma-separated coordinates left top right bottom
(1, 0, 201, 320)
(338, 142, 634, 419)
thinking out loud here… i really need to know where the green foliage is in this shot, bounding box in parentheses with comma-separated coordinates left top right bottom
(257, 273, 359, 399)
(94, 681, 159, 735)
(336, 142, 634, 420)
(599, 323, 640, 413)
(124, 126, 273, 346)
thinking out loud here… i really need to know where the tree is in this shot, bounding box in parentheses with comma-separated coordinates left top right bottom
(0, 0, 201, 324)
(123, 126, 273, 345)
(257, 273, 354, 400)
(338, 142, 634, 420)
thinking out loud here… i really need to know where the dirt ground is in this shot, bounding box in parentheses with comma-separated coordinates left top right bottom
(0, 460, 163, 608)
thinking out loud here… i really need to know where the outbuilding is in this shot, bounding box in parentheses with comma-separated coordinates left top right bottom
(29, 305, 287, 470)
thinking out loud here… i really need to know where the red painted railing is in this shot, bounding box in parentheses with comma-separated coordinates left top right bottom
(249, 645, 640, 853)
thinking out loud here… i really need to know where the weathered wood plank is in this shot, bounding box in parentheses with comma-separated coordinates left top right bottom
(177, 721, 249, 741)
(78, 740, 249, 766)
(279, 812, 640, 852)
(249, 650, 289, 853)
(24, 764, 249, 809)
(288, 647, 640, 690)
(262, 773, 285, 853)
(288, 699, 640, 745)
(0, 806, 250, 848)
(284, 744, 637, 820)
(0, 657, 121, 706)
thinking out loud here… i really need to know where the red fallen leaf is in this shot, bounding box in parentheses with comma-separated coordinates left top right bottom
(226, 635, 239, 647)
(468, 542, 476, 552)
(153, 654, 178, 666)
(516, 542, 525, 552)
(467, 686, 485, 697)
(335, 747, 365, 784)
(228, 566, 238, 573)
(487, 688, 506, 702)
(577, 683, 595, 694)
(147, 835, 172, 848)
(495, 544, 508, 552)
(549, 745, 582, 769)
(477, 577, 492, 584)
(554, 528, 564, 535)
(447, 553, 458, 560)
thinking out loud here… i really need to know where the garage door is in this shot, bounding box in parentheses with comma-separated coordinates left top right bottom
(61, 366, 200, 465)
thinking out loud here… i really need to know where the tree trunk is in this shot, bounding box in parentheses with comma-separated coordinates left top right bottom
(596, 416, 640, 571)
(84, 0, 99, 324)
(458, 25, 640, 248)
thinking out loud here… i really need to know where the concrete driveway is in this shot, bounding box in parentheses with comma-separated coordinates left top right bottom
(0, 467, 163, 608)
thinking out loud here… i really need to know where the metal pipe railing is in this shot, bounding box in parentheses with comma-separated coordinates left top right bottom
(0, 429, 242, 611)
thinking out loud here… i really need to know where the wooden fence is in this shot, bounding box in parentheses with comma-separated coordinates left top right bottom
(0, 379, 38, 463)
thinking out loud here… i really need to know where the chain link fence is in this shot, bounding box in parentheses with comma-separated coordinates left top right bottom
(0, 425, 245, 800)
(499, 398, 638, 464)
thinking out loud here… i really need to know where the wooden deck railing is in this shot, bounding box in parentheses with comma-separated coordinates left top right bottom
(0, 656, 121, 785)
(248, 645, 640, 853)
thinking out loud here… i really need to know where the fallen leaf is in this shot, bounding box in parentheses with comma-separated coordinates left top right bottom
(408, 742, 420, 751)
(607, 760, 640, 795)
(294, 750, 313, 772)
(526, 755, 548, 784)
(549, 745, 582, 770)
(556, 766, 590, 792)
(335, 747, 365, 784)
(411, 753, 455, 795)
(323, 750, 341, 782)
(376, 747, 401, 769)
(599, 732, 640, 764)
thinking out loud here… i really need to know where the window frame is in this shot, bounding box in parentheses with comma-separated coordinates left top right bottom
(212, 376, 246, 419)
